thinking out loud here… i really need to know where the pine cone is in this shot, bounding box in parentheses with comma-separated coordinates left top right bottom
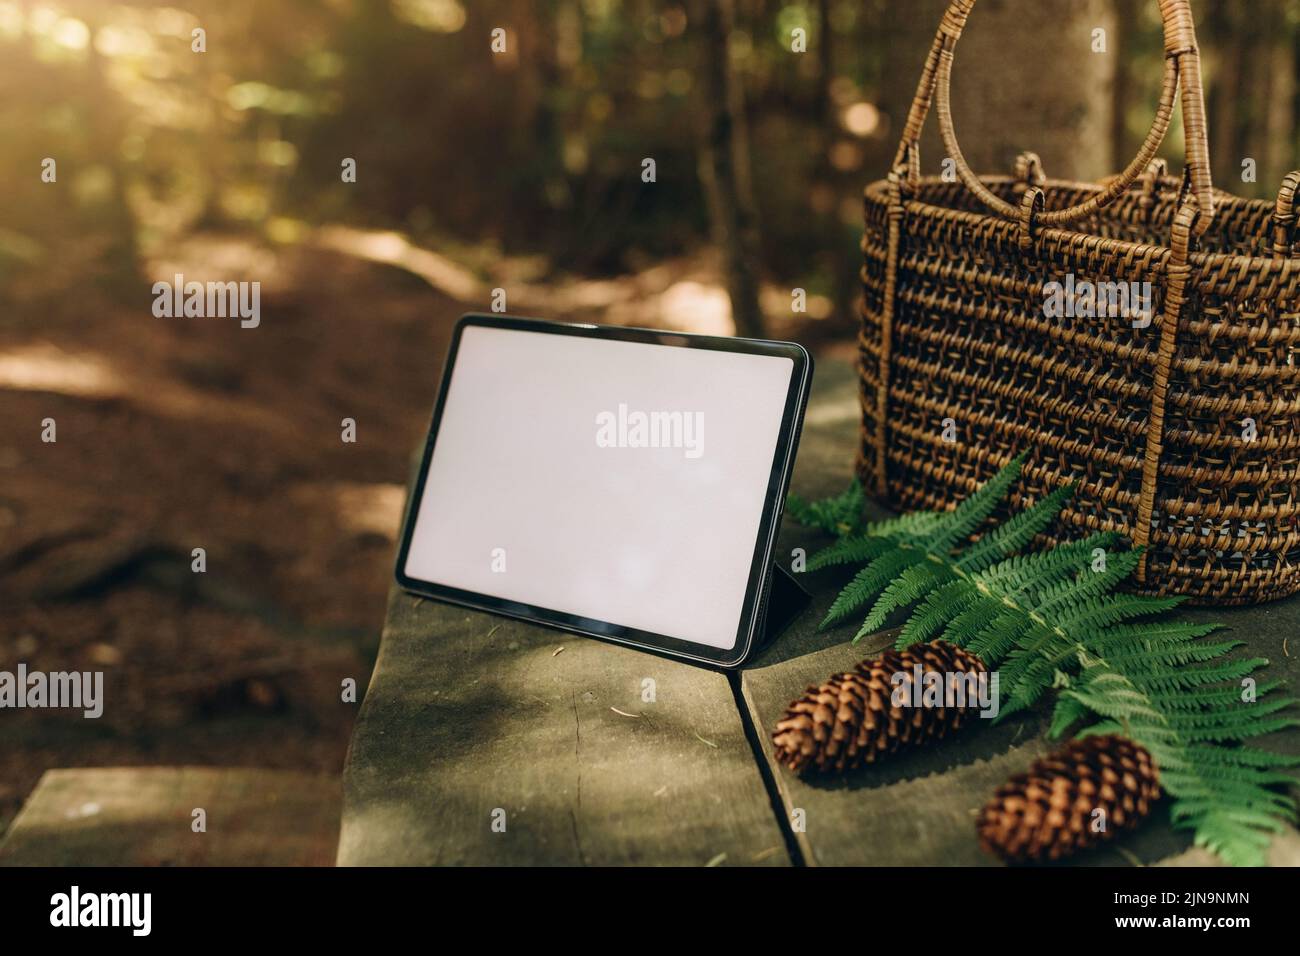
(978, 735, 1160, 864)
(772, 640, 989, 774)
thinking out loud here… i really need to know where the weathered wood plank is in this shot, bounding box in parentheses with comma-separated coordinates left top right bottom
(0, 767, 340, 866)
(742, 358, 1300, 866)
(338, 582, 789, 866)
(742, 632, 1052, 865)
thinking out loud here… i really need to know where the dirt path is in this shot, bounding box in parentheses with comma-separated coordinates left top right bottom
(0, 237, 467, 832)
(0, 231, 855, 834)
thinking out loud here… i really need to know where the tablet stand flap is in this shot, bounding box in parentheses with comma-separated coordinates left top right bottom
(755, 562, 810, 649)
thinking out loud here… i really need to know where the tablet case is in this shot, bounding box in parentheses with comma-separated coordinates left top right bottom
(753, 563, 810, 651)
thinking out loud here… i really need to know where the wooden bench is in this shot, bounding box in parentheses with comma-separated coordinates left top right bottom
(339, 359, 1300, 866)
(0, 767, 341, 866)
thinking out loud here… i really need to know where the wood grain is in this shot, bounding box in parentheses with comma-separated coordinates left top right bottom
(0, 767, 340, 866)
(338, 591, 788, 865)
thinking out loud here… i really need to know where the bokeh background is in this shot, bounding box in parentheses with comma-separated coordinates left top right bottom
(3, 0, 1298, 832)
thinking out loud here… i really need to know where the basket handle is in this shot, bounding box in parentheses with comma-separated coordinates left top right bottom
(892, 0, 1215, 235)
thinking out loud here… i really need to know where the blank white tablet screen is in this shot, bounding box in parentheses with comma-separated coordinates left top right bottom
(402, 325, 795, 650)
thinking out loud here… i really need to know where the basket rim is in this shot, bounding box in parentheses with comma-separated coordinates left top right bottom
(863, 174, 1295, 269)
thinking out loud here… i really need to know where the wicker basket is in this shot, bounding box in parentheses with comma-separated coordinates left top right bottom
(859, 0, 1300, 606)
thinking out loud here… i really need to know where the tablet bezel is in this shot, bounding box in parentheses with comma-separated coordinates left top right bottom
(394, 314, 812, 667)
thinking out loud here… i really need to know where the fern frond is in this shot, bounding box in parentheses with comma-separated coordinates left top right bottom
(806, 535, 897, 572)
(786, 479, 867, 537)
(1101, 641, 1246, 671)
(796, 452, 1299, 865)
(976, 533, 1117, 599)
(894, 579, 979, 648)
(1170, 709, 1300, 743)
(1123, 658, 1270, 693)
(1183, 744, 1300, 770)
(1033, 548, 1145, 617)
(860, 508, 947, 543)
(1146, 679, 1284, 711)
(965, 607, 1029, 662)
(1062, 661, 1299, 866)
(1049, 692, 1093, 738)
(941, 596, 1007, 649)
(1185, 813, 1285, 868)
(921, 452, 1026, 553)
(1090, 620, 1223, 645)
(820, 548, 926, 629)
(994, 595, 1188, 706)
(956, 482, 1074, 572)
(1062, 593, 1184, 631)
(1089, 621, 1224, 659)
(1183, 718, 1300, 744)
(855, 559, 954, 639)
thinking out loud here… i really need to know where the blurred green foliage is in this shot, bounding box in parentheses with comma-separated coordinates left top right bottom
(3, 0, 1300, 304)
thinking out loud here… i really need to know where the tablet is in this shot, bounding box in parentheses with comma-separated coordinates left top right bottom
(395, 315, 812, 666)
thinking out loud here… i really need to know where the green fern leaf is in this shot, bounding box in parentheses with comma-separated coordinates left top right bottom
(894, 579, 978, 648)
(956, 482, 1075, 572)
(965, 607, 1030, 662)
(796, 451, 1299, 865)
(806, 535, 897, 572)
(921, 453, 1026, 554)
(855, 559, 954, 640)
(941, 596, 1007, 649)
(786, 480, 867, 537)
(820, 548, 925, 629)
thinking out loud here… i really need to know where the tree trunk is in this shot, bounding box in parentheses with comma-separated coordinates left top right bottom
(83, 8, 139, 293)
(816, 0, 835, 131)
(1110, 0, 1137, 174)
(1265, 9, 1296, 193)
(1206, 0, 1244, 190)
(692, 0, 765, 339)
(874, 0, 1117, 184)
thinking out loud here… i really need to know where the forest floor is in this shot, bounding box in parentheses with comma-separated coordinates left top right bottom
(0, 230, 854, 836)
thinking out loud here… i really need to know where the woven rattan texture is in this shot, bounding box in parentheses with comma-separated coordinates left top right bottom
(859, 174, 1300, 605)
